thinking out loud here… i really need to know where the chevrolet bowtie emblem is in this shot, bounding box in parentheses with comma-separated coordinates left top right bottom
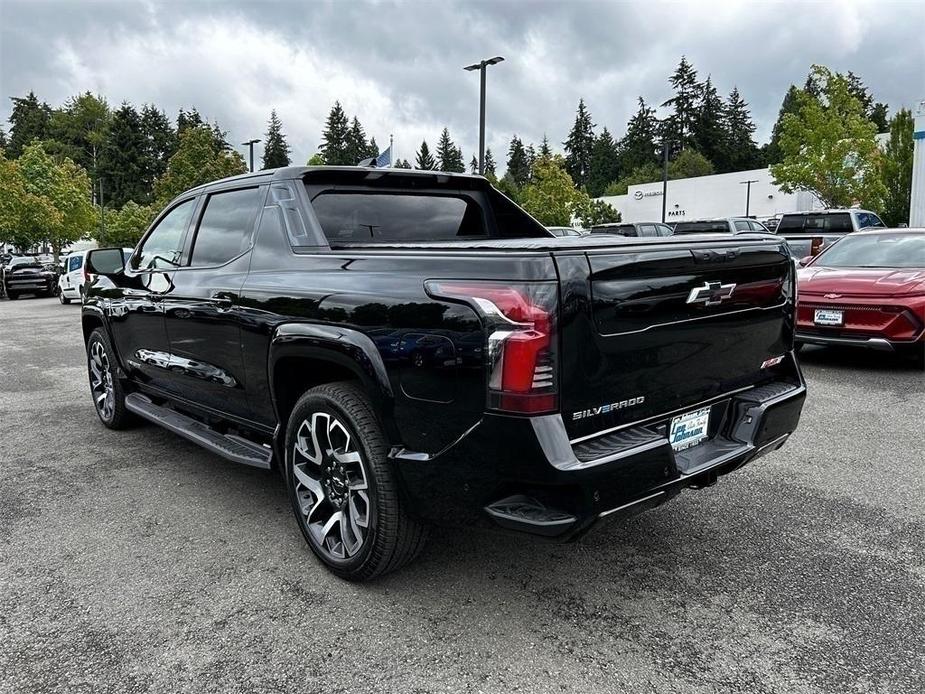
(686, 281, 736, 306)
(824, 293, 842, 299)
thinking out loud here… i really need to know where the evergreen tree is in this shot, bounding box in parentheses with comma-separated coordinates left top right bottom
(98, 103, 149, 208)
(0, 127, 6, 149)
(691, 76, 726, 167)
(563, 99, 595, 188)
(345, 116, 369, 165)
(470, 155, 478, 174)
(177, 107, 204, 133)
(539, 135, 552, 158)
(587, 128, 621, 197)
(661, 56, 700, 153)
(618, 97, 660, 173)
(6, 92, 52, 158)
(720, 87, 761, 172)
(262, 109, 291, 169)
(870, 103, 889, 133)
(140, 104, 177, 197)
(484, 148, 497, 177)
(879, 108, 914, 226)
(415, 140, 435, 170)
(368, 137, 380, 160)
(320, 102, 351, 165)
(764, 85, 804, 165)
(506, 135, 531, 186)
(394, 158, 412, 169)
(436, 128, 465, 172)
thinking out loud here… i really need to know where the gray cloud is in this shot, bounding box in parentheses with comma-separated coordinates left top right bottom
(2, 0, 923, 168)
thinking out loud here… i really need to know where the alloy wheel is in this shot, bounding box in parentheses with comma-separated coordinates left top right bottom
(291, 411, 370, 560)
(89, 340, 115, 421)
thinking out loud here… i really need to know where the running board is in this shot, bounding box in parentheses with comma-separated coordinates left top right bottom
(125, 393, 272, 470)
(484, 495, 577, 537)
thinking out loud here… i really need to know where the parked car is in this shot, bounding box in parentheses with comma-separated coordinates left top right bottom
(589, 222, 674, 237)
(796, 229, 925, 360)
(673, 218, 771, 235)
(777, 209, 885, 258)
(82, 166, 806, 580)
(2, 256, 58, 299)
(762, 217, 781, 233)
(546, 226, 583, 237)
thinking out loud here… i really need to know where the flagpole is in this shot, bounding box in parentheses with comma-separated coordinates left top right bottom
(389, 133, 393, 167)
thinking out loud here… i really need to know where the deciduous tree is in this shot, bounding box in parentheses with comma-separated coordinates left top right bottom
(770, 66, 885, 209)
(154, 125, 247, 205)
(520, 156, 583, 226)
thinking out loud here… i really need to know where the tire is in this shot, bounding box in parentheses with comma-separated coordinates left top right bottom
(285, 382, 428, 581)
(86, 328, 134, 429)
(6, 291, 17, 300)
(59, 291, 71, 305)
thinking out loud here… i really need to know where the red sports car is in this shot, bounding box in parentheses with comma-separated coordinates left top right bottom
(796, 229, 925, 360)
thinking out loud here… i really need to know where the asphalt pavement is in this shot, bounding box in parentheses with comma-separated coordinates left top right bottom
(1, 297, 923, 694)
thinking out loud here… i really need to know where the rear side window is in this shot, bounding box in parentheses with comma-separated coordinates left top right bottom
(776, 215, 804, 232)
(312, 192, 486, 244)
(591, 224, 633, 236)
(673, 221, 731, 234)
(826, 213, 853, 232)
(190, 188, 262, 266)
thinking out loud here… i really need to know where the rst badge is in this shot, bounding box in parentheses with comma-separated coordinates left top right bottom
(572, 396, 645, 421)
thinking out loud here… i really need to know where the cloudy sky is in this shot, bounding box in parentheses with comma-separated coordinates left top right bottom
(1, 0, 923, 168)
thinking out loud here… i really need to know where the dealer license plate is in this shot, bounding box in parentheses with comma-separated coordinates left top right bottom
(814, 309, 843, 326)
(669, 407, 711, 452)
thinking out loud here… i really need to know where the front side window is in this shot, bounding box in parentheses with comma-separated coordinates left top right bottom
(638, 224, 658, 237)
(190, 187, 262, 266)
(68, 256, 83, 272)
(734, 220, 751, 231)
(132, 199, 196, 271)
(749, 220, 769, 232)
(857, 212, 885, 229)
(312, 192, 486, 244)
(673, 221, 731, 234)
(656, 224, 674, 237)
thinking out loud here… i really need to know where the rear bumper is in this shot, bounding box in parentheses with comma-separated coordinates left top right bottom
(391, 376, 806, 539)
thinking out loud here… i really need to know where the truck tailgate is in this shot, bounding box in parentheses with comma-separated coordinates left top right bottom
(555, 240, 795, 441)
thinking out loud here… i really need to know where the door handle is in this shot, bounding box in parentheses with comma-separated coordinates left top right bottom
(210, 294, 233, 308)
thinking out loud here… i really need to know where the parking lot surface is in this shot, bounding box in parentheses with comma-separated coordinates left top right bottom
(1, 297, 923, 694)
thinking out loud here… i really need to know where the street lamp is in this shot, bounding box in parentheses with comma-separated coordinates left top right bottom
(242, 139, 261, 172)
(660, 140, 672, 223)
(464, 56, 504, 175)
(740, 179, 759, 217)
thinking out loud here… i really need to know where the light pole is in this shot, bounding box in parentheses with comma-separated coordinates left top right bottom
(740, 179, 759, 217)
(242, 139, 261, 172)
(464, 56, 504, 175)
(661, 141, 671, 223)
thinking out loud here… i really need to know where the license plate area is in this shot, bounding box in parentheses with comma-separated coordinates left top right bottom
(669, 407, 711, 452)
(814, 309, 843, 326)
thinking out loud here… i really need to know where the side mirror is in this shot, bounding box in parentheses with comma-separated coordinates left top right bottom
(86, 248, 126, 276)
(798, 255, 814, 268)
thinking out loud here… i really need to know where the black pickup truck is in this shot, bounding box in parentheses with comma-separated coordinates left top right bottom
(82, 166, 806, 580)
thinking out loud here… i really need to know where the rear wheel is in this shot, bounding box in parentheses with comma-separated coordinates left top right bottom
(6, 291, 17, 300)
(59, 290, 71, 304)
(793, 342, 804, 354)
(285, 382, 427, 581)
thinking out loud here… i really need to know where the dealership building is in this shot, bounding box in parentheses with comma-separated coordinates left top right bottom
(597, 167, 821, 223)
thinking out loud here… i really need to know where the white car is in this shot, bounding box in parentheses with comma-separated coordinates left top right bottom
(59, 248, 133, 304)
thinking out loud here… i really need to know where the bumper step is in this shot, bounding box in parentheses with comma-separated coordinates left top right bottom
(125, 393, 272, 470)
(484, 495, 577, 537)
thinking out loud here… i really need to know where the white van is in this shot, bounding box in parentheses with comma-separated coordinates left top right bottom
(59, 248, 133, 304)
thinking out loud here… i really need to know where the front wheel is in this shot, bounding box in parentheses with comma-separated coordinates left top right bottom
(285, 382, 427, 581)
(87, 328, 134, 429)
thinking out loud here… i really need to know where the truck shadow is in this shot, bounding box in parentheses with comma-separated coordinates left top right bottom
(798, 344, 923, 372)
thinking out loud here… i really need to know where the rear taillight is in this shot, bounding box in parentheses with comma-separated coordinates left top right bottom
(425, 281, 558, 414)
(810, 236, 823, 255)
